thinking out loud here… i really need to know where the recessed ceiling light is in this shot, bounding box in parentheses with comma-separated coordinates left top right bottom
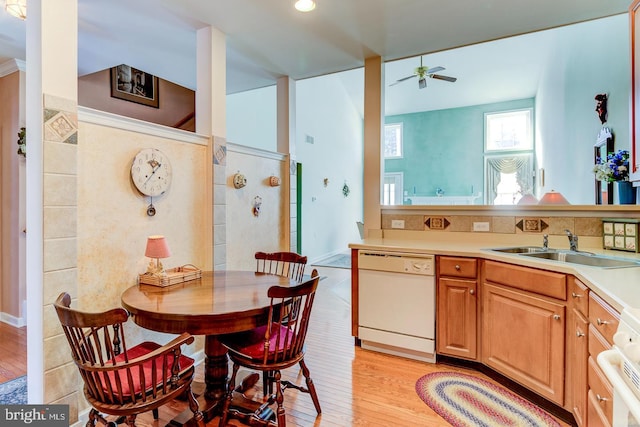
(5, 0, 27, 20)
(295, 0, 316, 12)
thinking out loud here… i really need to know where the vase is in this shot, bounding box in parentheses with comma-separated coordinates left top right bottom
(616, 181, 637, 204)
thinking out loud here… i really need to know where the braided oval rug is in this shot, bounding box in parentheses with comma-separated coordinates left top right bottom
(415, 372, 561, 427)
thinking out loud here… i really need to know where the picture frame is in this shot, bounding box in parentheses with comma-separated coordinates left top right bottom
(110, 64, 159, 108)
(594, 127, 614, 205)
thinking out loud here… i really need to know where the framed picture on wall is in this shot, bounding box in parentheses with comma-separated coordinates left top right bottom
(110, 64, 159, 108)
(595, 127, 614, 205)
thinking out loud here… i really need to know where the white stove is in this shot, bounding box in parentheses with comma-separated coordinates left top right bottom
(598, 307, 640, 426)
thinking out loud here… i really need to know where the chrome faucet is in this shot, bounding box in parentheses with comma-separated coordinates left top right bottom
(565, 229, 578, 251)
(542, 234, 549, 250)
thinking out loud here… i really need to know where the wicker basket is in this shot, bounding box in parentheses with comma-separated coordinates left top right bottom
(138, 264, 202, 287)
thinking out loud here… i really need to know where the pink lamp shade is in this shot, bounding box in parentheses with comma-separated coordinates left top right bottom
(517, 193, 538, 205)
(538, 190, 570, 205)
(145, 235, 171, 259)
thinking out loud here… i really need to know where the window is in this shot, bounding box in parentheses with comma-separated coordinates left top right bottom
(485, 109, 533, 151)
(384, 123, 403, 158)
(382, 173, 403, 205)
(484, 108, 534, 205)
(485, 154, 534, 205)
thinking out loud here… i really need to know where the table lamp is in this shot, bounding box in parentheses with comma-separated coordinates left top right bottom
(145, 235, 171, 276)
(538, 190, 570, 205)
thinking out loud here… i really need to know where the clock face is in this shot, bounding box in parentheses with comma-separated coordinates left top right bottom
(131, 148, 172, 197)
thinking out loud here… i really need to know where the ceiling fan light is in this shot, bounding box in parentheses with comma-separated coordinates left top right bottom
(295, 0, 316, 12)
(5, 0, 26, 20)
(418, 78, 427, 89)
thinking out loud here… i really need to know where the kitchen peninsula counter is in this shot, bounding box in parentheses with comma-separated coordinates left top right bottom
(349, 234, 640, 313)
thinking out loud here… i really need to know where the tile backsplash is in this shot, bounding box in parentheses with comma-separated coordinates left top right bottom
(382, 214, 604, 237)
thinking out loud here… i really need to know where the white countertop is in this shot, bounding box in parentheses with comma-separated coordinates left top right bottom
(349, 235, 640, 313)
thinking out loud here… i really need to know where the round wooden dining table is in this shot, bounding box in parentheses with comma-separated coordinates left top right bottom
(121, 270, 298, 422)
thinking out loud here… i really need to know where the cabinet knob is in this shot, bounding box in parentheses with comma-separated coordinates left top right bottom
(571, 292, 583, 299)
(469, 289, 475, 295)
(576, 330, 585, 338)
(596, 394, 609, 403)
(455, 264, 461, 271)
(597, 318, 610, 326)
(553, 314, 561, 321)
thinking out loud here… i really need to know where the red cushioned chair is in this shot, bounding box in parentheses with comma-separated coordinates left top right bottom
(218, 270, 321, 427)
(255, 251, 308, 395)
(54, 292, 204, 427)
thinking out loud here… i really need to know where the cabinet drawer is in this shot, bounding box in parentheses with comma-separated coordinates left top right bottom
(439, 256, 477, 278)
(588, 293, 619, 345)
(588, 356, 613, 424)
(569, 277, 589, 315)
(587, 389, 612, 427)
(589, 324, 612, 358)
(484, 260, 566, 300)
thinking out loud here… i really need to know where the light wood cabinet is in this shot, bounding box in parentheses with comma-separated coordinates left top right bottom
(570, 308, 589, 426)
(481, 264, 566, 405)
(437, 256, 477, 359)
(437, 277, 477, 359)
(586, 292, 619, 427)
(568, 278, 589, 427)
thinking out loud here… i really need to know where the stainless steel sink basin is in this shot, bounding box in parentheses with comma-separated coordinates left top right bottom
(521, 251, 640, 268)
(489, 246, 548, 254)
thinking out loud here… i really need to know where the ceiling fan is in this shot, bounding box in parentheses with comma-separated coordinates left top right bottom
(390, 56, 457, 89)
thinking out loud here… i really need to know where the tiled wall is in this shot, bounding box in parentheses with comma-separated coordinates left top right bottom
(41, 94, 80, 422)
(382, 214, 604, 237)
(213, 134, 227, 269)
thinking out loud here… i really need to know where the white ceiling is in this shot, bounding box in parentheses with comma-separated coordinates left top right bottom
(0, 0, 630, 116)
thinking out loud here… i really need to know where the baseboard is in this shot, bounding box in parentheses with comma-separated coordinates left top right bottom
(310, 249, 350, 265)
(1, 312, 26, 328)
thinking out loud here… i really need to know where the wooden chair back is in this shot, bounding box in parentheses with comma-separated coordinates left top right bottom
(54, 292, 204, 426)
(263, 269, 319, 365)
(255, 251, 307, 282)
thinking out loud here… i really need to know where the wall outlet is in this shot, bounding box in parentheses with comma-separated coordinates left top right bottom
(391, 219, 405, 229)
(473, 222, 490, 232)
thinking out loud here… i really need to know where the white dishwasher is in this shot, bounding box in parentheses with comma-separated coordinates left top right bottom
(358, 250, 436, 363)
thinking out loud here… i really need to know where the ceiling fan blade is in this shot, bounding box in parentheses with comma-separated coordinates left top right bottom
(389, 74, 417, 86)
(426, 66, 445, 74)
(430, 74, 457, 82)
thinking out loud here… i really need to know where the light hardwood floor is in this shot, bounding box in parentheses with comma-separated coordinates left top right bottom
(0, 321, 27, 383)
(3, 266, 570, 426)
(138, 266, 571, 427)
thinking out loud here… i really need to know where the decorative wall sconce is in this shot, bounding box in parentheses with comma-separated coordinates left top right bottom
(269, 176, 281, 187)
(233, 172, 247, 189)
(342, 181, 350, 197)
(253, 196, 263, 217)
(16, 127, 26, 157)
(323, 178, 329, 187)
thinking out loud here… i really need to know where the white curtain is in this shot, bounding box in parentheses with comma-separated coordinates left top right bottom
(486, 155, 534, 204)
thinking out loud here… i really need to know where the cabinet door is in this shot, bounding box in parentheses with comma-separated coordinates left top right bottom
(482, 283, 565, 405)
(437, 277, 477, 359)
(571, 308, 589, 427)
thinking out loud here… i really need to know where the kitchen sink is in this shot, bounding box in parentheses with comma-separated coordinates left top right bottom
(488, 246, 548, 254)
(520, 251, 640, 268)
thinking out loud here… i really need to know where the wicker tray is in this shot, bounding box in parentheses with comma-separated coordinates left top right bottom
(138, 264, 202, 287)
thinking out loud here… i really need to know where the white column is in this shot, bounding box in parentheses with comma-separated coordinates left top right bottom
(363, 56, 384, 237)
(197, 26, 227, 269)
(26, 0, 79, 404)
(277, 77, 295, 251)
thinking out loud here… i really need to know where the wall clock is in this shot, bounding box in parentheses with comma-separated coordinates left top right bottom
(131, 148, 172, 216)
